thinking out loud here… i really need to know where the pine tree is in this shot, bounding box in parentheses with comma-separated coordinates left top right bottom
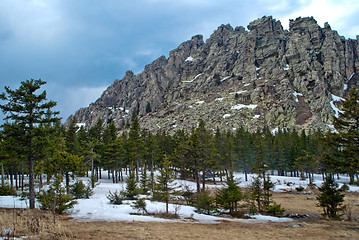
(125, 163, 138, 199)
(317, 176, 346, 220)
(140, 166, 150, 194)
(0, 79, 60, 209)
(128, 117, 143, 180)
(320, 87, 359, 183)
(154, 154, 176, 214)
(215, 173, 242, 214)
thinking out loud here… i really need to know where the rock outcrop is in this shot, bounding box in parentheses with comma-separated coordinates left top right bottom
(66, 16, 359, 134)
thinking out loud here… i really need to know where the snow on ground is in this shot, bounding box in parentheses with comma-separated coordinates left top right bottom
(182, 73, 203, 83)
(231, 104, 257, 110)
(185, 56, 193, 62)
(330, 100, 344, 118)
(75, 123, 86, 129)
(220, 76, 230, 82)
(330, 93, 345, 118)
(293, 92, 303, 103)
(222, 114, 231, 119)
(1, 172, 358, 224)
(229, 90, 247, 95)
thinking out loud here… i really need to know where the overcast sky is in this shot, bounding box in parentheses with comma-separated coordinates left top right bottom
(1, 0, 358, 122)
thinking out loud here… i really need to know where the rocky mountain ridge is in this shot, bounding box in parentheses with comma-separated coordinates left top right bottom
(66, 16, 359, 134)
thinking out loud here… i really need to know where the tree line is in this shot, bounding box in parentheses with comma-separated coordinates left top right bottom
(0, 79, 358, 210)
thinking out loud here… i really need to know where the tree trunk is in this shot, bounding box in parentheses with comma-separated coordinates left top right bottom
(65, 172, 70, 194)
(1, 164, 4, 186)
(29, 154, 35, 209)
(195, 169, 200, 194)
(202, 171, 206, 191)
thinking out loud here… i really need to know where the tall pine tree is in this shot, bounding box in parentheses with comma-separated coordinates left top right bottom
(0, 79, 60, 208)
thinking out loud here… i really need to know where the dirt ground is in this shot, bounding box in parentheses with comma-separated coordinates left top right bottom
(1, 191, 359, 240)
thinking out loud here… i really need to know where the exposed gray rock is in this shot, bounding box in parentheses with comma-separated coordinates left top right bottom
(66, 16, 359, 134)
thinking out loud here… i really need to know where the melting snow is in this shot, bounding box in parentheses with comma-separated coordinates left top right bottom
(327, 124, 338, 133)
(256, 67, 260, 71)
(271, 127, 279, 135)
(349, 72, 355, 80)
(182, 73, 203, 83)
(331, 94, 345, 102)
(344, 84, 348, 91)
(229, 90, 247, 95)
(330, 94, 345, 118)
(283, 64, 290, 71)
(185, 56, 193, 62)
(253, 115, 260, 119)
(215, 98, 224, 102)
(223, 114, 231, 119)
(1, 171, 359, 224)
(221, 76, 231, 82)
(293, 92, 303, 103)
(76, 123, 86, 129)
(231, 104, 257, 110)
(196, 101, 204, 105)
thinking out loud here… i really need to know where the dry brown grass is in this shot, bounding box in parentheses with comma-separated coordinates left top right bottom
(0, 208, 73, 239)
(1, 191, 359, 240)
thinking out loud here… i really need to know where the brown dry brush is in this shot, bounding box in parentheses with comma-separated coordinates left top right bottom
(0, 208, 73, 239)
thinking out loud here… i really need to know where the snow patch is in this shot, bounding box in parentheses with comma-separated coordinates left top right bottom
(195, 101, 204, 105)
(256, 67, 260, 71)
(271, 127, 279, 135)
(349, 72, 355, 80)
(253, 115, 260, 119)
(344, 84, 348, 91)
(327, 124, 338, 133)
(220, 76, 231, 82)
(330, 101, 344, 118)
(185, 56, 193, 62)
(76, 123, 86, 129)
(215, 98, 224, 102)
(229, 90, 247, 95)
(231, 104, 257, 110)
(283, 64, 290, 71)
(331, 94, 345, 102)
(182, 73, 203, 83)
(330, 94, 345, 118)
(223, 114, 231, 119)
(293, 92, 303, 103)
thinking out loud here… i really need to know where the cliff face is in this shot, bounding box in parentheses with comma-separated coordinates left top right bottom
(66, 16, 359, 133)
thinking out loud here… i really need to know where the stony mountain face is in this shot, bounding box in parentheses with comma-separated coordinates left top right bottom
(66, 16, 359, 134)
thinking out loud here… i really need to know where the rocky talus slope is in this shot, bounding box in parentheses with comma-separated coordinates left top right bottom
(66, 16, 359, 133)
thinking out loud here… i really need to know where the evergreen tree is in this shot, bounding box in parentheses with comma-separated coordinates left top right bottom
(317, 176, 346, 220)
(125, 163, 139, 199)
(154, 154, 176, 214)
(0, 79, 60, 208)
(128, 117, 143, 180)
(215, 173, 242, 214)
(139, 166, 150, 194)
(320, 87, 359, 183)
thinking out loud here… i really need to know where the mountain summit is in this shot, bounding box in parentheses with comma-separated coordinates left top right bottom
(66, 16, 359, 133)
